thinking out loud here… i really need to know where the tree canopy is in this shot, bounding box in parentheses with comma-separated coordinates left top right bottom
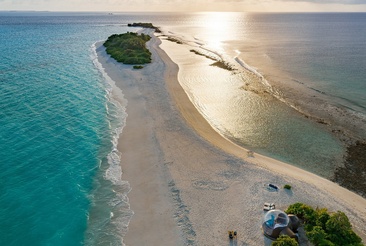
(272, 235, 298, 246)
(285, 203, 362, 246)
(103, 32, 152, 65)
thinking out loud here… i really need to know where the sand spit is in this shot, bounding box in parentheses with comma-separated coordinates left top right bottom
(97, 30, 366, 245)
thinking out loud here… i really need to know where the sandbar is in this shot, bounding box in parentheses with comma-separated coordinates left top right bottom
(97, 30, 366, 245)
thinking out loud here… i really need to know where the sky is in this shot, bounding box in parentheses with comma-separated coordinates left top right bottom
(1, 0, 366, 12)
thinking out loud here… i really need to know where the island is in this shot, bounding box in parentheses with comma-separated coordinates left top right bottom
(128, 22, 161, 33)
(103, 32, 152, 66)
(98, 24, 366, 246)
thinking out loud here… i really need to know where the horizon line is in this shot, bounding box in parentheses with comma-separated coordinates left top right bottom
(1, 10, 366, 13)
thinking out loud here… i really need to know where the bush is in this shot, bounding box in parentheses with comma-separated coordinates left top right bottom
(285, 203, 362, 246)
(316, 208, 330, 230)
(326, 211, 351, 232)
(325, 211, 362, 245)
(285, 202, 317, 227)
(272, 235, 298, 246)
(284, 184, 292, 190)
(307, 226, 329, 245)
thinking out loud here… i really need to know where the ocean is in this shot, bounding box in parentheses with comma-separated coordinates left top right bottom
(0, 12, 365, 245)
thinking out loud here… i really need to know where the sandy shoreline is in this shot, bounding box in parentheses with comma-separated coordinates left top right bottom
(97, 31, 366, 245)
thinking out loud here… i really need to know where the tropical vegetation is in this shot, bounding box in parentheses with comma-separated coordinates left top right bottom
(127, 22, 161, 32)
(272, 235, 298, 246)
(284, 202, 362, 246)
(104, 32, 152, 65)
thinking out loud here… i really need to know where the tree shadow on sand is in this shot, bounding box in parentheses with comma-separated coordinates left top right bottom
(283, 188, 293, 197)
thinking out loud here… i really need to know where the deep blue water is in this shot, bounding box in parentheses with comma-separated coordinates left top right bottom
(0, 12, 365, 245)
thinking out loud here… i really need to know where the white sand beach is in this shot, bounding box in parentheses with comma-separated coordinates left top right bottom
(97, 31, 366, 245)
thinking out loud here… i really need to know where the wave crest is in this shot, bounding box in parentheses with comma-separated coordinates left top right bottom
(85, 42, 133, 246)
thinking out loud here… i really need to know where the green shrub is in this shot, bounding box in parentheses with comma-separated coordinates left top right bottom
(133, 65, 144, 69)
(285, 203, 362, 246)
(271, 235, 298, 246)
(284, 184, 292, 190)
(325, 211, 362, 245)
(307, 226, 328, 245)
(285, 202, 317, 227)
(315, 208, 330, 230)
(326, 211, 351, 232)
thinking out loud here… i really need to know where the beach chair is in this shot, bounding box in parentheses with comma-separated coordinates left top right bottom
(263, 202, 276, 211)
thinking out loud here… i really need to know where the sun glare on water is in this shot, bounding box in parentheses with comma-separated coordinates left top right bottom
(196, 12, 246, 52)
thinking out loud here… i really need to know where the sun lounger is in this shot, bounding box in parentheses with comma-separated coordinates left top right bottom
(263, 202, 276, 211)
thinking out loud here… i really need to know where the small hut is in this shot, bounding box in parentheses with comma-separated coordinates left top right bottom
(262, 209, 298, 241)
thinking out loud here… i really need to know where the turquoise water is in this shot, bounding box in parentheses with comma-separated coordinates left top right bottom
(0, 14, 139, 245)
(0, 12, 365, 245)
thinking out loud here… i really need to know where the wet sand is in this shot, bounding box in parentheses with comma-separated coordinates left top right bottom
(97, 31, 366, 245)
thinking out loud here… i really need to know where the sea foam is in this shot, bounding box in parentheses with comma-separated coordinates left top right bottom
(84, 42, 133, 246)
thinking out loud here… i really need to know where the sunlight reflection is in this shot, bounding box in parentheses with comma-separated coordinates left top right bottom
(195, 12, 246, 51)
